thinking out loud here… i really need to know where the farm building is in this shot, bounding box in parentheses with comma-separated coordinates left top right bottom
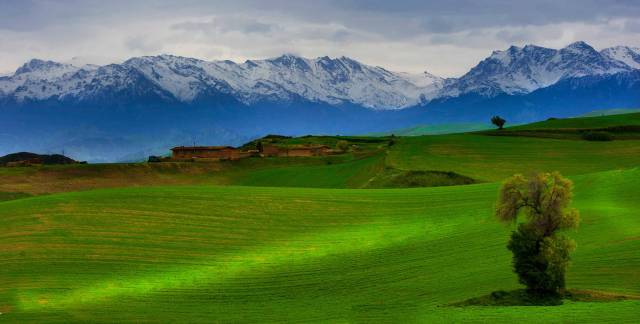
(170, 144, 335, 161)
(260, 145, 333, 157)
(286, 145, 333, 157)
(171, 146, 250, 161)
(260, 145, 284, 157)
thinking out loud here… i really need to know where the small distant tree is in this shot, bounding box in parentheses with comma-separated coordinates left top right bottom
(389, 134, 396, 146)
(336, 140, 350, 152)
(496, 172, 580, 296)
(256, 141, 264, 152)
(491, 116, 506, 130)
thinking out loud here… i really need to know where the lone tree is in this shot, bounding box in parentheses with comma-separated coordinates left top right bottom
(388, 134, 396, 146)
(491, 116, 506, 130)
(496, 172, 580, 296)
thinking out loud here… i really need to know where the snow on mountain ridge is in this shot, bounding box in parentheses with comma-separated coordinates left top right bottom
(601, 46, 640, 69)
(2, 41, 639, 108)
(0, 54, 444, 109)
(441, 41, 634, 98)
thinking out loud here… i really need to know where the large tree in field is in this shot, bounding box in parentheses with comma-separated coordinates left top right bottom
(496, 172, 580, 295)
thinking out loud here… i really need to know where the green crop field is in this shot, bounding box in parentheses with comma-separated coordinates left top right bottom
(507, 113, 640, 130)
(479, 113, 640, 140)
(1, 168, 638, 322)
(577, 108, 640, 118)
(387, 134, 640, 182)
(369, 123, 493, 136)
(2, 134, 640, 193)
(1, 113, 639, 322)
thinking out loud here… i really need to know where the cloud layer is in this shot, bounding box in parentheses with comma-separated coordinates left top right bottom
(1, 0, 639, 77)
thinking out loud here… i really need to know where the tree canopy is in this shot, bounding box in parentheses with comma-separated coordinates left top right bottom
(491, 116, 506, 129)
(496, 172, 580, 295)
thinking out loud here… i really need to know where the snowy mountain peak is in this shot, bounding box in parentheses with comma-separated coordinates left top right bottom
(522, 44, 545, 51)
(268, 53, 304, 63)
(442, 41, 634, 97)
(15, 59, 71, 75)
(564, 41, 595, 53)
(601, 46, 640, 69)
(2, 41, 638, 109)
(1, 54, 444, 109)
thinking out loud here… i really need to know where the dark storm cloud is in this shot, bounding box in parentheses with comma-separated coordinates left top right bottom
(6, 0, 639, 33)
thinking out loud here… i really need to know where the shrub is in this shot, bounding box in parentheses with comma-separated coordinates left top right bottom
(388, 170, 475, 188)
(581, 131, 613, 141)
(336, 140, 350, 152)
(388, 138, 396, 146)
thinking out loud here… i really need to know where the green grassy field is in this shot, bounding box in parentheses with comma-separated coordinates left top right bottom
(369, 123, 493, 136)
(0, 168, 638, 322)
(479, 113, 640, 140)
(577, 108, 640, 117)
(506, 113, 640, 130)
(387, 134, 640, 182)
(1, 113, 639, 322)
(2, 133, 639, 193)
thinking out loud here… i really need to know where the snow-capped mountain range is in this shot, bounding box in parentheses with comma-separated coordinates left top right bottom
(0, 54, 444, 110)
(443, 41, 638, 97)
(2, 41, 638, 111)
(1, 41, 639, 162)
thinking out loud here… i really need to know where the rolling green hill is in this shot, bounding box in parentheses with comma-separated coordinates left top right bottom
(478, 112, 640, 140)
(1, 113, 640, 322)
(2, 132, 640, 193)
(578, 108, 640, 117)
(387, 133, 640, 182)
(506, 113, 640, 130)
(1, 168, 638, 322)
(369, 123, 492, 136)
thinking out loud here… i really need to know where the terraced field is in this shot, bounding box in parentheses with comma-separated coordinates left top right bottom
(1, 168, 638, 322)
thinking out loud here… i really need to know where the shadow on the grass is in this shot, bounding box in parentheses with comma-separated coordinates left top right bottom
(449, 289, 640, 307)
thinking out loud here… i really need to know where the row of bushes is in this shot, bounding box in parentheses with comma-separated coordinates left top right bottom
(581, 131, 613, 141)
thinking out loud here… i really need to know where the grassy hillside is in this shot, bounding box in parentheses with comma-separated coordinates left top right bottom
(0, 162, 228, 195)
(0, 137, 631, 194)
(0, 192, 31, 202)
(1, 168, 638, 322)
(479, 112, 640, 140)
(369, 123, 492, 136)
(387, 134, 640, 182)
(507, 113, 640, 130)
(578, 108, 640, 117)
(2, 133, 639, 193)
(1, 113, 639, 322)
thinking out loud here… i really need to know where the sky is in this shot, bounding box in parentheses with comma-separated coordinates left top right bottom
(1, 0, 639, 77)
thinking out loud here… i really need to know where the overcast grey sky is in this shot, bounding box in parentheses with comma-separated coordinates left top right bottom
(1, 0, 639, 77)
